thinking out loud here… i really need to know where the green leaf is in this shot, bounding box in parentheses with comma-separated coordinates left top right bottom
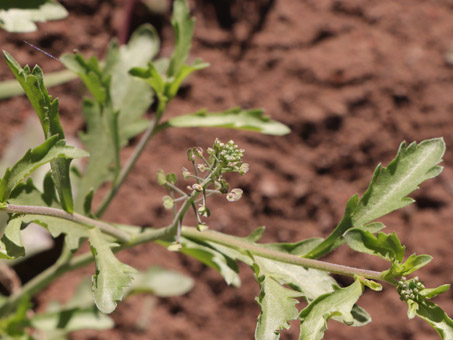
(106, 25, 158, 143)
(254, 256, 336, 302)
(4, 51, 86, 213)
(262, 238, 324, 256)
(89, 228, 137, 314)
(420, 284, 450, 299)
(0, 0, 67, 33)
(255, 276, 302, 340)
(413, 300, 453, 339)
(167, 0, 194, 78)
(166, 107, 291, 136)
(344, 230, 405, 262)
(31, 306, 114, 333)
(0, 136, 88, 203)
(0, 218, 24, 260)
(127, 266, 194, 297)
(166, 237, 241, 287)
(74, 99, 118, 211)
(395, 253, 432, 277)
(167, 60, 209, 100)
(299, 279, 364, 340)
(352, 138, 445, 227)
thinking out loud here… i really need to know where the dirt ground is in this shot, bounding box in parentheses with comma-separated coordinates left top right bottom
(1, 0, 453, 339)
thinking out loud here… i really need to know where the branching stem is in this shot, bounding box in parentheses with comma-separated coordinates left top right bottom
(3, 204, 130, 242)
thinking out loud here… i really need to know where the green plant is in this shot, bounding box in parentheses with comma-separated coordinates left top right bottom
(0, 1, 452, 339)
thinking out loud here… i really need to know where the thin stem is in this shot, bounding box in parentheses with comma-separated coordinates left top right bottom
(96, 118, 159, 218)
(3, 204, 130, 242)
(181, 227, 387, 282)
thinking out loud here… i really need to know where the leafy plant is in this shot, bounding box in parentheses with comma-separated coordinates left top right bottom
(0, 1, 452, 339)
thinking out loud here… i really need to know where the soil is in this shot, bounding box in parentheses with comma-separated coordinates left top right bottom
(1, 0, 453, 339)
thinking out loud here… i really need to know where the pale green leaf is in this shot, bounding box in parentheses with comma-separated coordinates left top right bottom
(0, 136, 88, 203)
(31, 306, 113, 333)
(352, 138, 445, 227)
(167, 237, 241, 287)
(167, 60, 209, 100)
(414, 300, 453, 339)
(255, 256, 336, 302)
(420, 284, 450, 299)
(89, 228, 137, 314)
(167, 107, 291, 136)
(167, 0, 194, 78)
(255, 276, 302, 340)
(0, 218, 24, 259)
(0, 0, 67, 33)
(127, 266, 194, 297)
(344, 229, 405, 262)
(299, 279, 364, 340)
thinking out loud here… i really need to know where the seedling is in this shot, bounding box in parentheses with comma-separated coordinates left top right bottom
(0, 1, 452, 339)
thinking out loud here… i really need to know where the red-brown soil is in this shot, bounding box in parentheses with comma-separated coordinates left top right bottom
(1, 1, 453, 339)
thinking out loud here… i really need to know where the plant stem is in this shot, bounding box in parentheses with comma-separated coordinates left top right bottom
(181, 227, 387, 282)
(3, 204, 130, 242)
(95, 118, 159, 218)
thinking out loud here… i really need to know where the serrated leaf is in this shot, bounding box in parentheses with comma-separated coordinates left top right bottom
(0, 136, 88, 203)
(299, 279, 364, 340)
(352, 139, 445, 227)
(413, 300, 453, 339)
(89, 228, 137, 314)
(127, 266, 194, 297)
(167, 107, 291, 136)
(4, 51, 85, 213)
(344, 229, 405, 262)
(0, 0, 67, 33)
(255, 276, 302, 340)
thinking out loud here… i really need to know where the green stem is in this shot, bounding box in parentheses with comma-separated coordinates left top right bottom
(95, 117, 159, 218)
(2, 204, 130, 242)
(181, 227, 387, 282)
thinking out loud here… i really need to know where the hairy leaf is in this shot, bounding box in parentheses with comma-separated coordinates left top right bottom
(0, 0, 67, 33)
(166, 107, 291, 136)
(385, 253, 433, 278)
(299, 279, 364, 340)
(0, 218, 24, 259)
(127, 266, 194, 297)
(344, 229, 405, 262)
(420, 284, 451, 299)
(255, 276, 302, 340)
(89, 228, 137, 314)
(352, 139, 445, 227)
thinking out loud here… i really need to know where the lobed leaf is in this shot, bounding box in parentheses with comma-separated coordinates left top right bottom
(89, 228, 137, 314)
(0, 218, 24, 260)
(352, 138, 445, 227)
(166, 107, 291, 136)
(344, 229, 405, 262)
(299, 279, 364, 340)
(255, 276, 302, 340)
(4, 51, 84, 213)
(0, 0, 67, 33)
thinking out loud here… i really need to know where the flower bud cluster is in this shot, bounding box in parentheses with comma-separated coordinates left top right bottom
(210, 139, 249, 175)
(397, 277, 425, 302)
